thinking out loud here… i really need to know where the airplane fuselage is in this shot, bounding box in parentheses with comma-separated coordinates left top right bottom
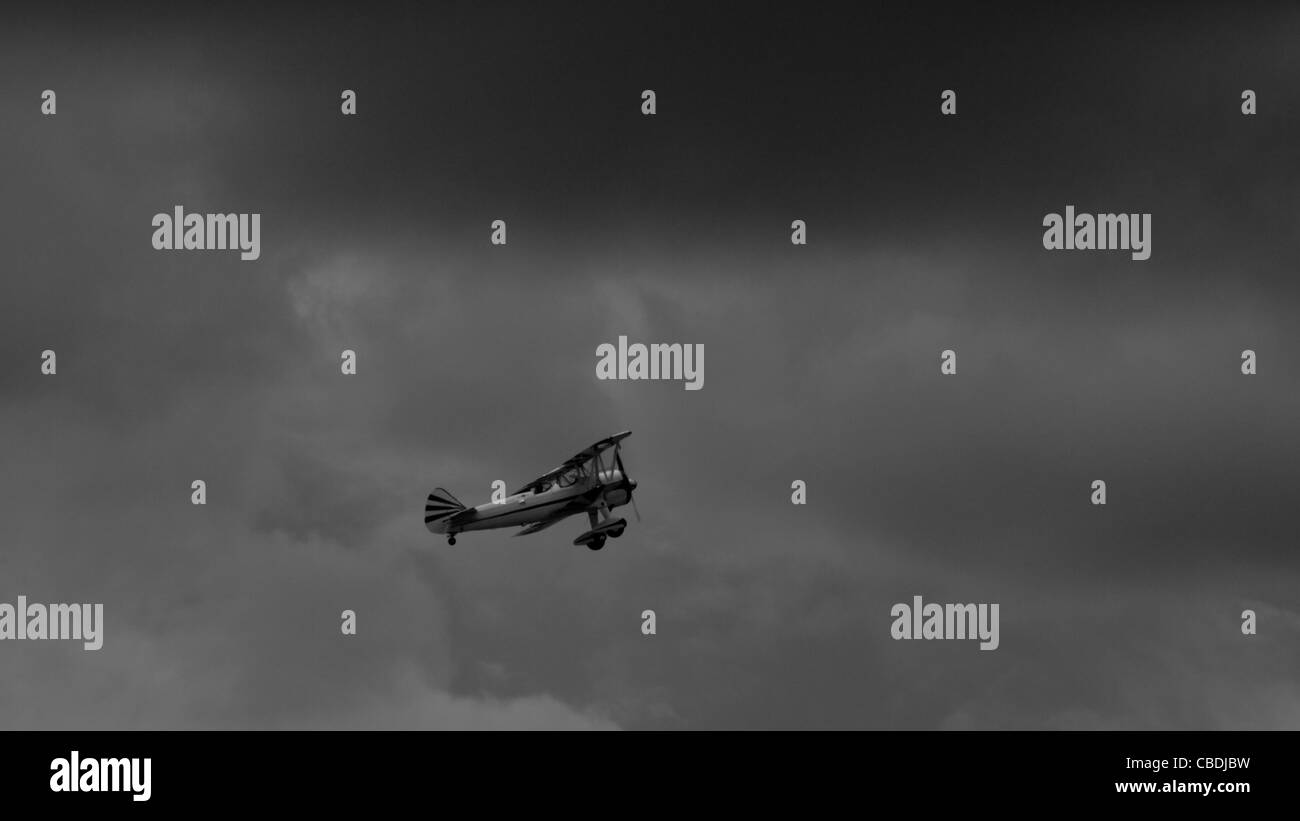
(429, 469, 629, 535)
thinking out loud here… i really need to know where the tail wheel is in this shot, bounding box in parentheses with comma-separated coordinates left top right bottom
(447, 535, 456, 546)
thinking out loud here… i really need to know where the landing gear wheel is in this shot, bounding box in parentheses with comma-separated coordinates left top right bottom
(587, 535, 606, 551)
(609, 528, 624, 539)
(447, 535, 456, 546)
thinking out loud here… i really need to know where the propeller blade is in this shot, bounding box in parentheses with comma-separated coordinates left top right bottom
(615, 445, 640, 521)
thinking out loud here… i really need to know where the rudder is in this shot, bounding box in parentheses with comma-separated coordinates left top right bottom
(425, 487, 466, 531)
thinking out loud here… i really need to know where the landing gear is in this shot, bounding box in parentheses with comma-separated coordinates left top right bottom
(447, 535, 456, 546)
(576, 502, 622, 550)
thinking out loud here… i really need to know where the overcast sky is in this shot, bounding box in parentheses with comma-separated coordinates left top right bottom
(1, 3, 1298, 729)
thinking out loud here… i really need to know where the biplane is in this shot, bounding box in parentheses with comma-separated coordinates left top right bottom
(424, 431, 638, 551)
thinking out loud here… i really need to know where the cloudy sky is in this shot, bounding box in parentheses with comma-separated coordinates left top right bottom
(1, 3, 1298, 729)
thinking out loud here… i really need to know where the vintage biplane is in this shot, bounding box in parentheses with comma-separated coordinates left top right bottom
(424, 431, 638, 551)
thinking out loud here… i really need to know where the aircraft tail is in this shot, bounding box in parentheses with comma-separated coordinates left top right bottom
(424, 488, 466, 532)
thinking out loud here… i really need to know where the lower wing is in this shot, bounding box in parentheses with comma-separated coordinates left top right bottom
(514, 515, 572, 537)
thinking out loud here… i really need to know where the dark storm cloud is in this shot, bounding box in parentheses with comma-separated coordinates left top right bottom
(1, 3, 1298, 729)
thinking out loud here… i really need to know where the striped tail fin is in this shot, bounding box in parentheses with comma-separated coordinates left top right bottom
(425, 488, 466, 532)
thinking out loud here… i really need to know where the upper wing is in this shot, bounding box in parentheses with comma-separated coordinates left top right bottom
(510, 431, 632, 494)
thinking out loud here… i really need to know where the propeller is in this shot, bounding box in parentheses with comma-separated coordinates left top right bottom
(615, 446, 641, 522)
